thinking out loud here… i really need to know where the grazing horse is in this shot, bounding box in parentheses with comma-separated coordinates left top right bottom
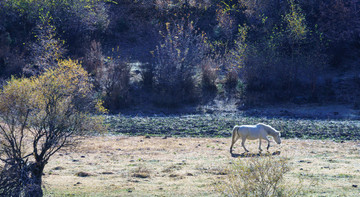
(230, 123, 281, 153)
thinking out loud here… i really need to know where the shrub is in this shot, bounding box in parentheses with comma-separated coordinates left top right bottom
(229, 1, 327, 104)
(216, 156, 301, 197)
(102, 60, 131, 110)
(152, 18, 209, 106)
(225, 68, 239, 90)
(83, 40, 131, 110)
(201, 59, 218, 91)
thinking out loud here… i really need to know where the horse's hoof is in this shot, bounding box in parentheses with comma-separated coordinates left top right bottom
(272, 151, 281, 155)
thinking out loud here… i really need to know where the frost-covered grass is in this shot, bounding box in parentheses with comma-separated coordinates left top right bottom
(105, 114, 360, 140)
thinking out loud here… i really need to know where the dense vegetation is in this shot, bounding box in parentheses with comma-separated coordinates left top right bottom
(1, 0, 359, 110)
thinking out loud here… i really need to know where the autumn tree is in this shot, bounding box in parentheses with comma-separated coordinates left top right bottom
(30, 12, 66, 73)
(0, 59, 106, 197)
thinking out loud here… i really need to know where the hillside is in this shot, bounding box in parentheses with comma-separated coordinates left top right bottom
(1, 0, 359, 111)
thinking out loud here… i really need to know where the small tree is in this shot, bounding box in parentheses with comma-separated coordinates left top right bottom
(29, 12, 66, 74)
(83, 40, 131, 111)
(0, 59, 106, 196)
(153, 18, 209, 106)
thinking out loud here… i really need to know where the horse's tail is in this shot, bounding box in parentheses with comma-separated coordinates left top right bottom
(231, 126, 237, 140)
(230, 126, 237, 153)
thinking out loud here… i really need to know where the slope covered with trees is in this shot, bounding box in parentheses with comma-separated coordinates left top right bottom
(1, 0, 359, 110)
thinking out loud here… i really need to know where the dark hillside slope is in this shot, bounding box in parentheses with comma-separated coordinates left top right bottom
(0, 0, 359, 110)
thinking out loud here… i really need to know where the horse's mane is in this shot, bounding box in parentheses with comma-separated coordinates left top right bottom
(256, 123, 279, 135)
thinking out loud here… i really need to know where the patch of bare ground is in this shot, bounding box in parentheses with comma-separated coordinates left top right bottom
(43, 136, 360, 196)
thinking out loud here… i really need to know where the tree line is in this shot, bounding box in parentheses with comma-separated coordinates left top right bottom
(1, 0, 359, 109)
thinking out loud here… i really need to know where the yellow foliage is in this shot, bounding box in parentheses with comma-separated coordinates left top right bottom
(284, 0, 308, 41)
(95, 99, 108, 114)
(0, 58, 106, 131)
(0, 76, 35, 116)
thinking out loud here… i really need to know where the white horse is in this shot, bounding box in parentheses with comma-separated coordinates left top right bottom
(230, 123, 281, 153)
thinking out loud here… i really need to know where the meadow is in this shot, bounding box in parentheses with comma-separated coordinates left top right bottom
(43, 114, 360, 196)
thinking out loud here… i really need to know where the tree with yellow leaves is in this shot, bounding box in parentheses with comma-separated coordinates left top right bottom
(0, 59, 106, 197)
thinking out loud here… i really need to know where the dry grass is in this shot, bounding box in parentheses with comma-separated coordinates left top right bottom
(43, 136, 360, 196)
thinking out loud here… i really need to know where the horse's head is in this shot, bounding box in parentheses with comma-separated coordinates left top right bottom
(274, 132, 281, 144)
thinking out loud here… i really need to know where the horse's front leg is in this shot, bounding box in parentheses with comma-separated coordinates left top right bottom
(241, 138, 249, 152)
(258, 138, 263, 152)
(265, 137, 270, 151)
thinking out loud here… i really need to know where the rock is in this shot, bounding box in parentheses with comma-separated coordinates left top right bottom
(133, 173, 150, 178)
(101, 171, 114, 175)
(75, 172, 92, 177)
(52, 166, 65, 170)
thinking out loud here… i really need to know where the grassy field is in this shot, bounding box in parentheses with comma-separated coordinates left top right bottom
(106, 114, 360, 140)
(43, 135, 360, 196)
(41, 114, 360, 196)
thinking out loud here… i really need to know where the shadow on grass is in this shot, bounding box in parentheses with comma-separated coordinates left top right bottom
(231, 151, 281, 158)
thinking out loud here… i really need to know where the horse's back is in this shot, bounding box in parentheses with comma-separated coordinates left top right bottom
(234, 124, 264, 139)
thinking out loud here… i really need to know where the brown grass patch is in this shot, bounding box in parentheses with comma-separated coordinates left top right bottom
(43, 136, 360, 196)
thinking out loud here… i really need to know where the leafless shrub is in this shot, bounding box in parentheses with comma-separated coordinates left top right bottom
(131, 166, 151, 178)
(201, 59, 218, 91)
(83, 40, 131, 110)
(225, 68, 239, 90)
(152, 18, 209, 106)
(83, 40, 104, 78)
(216, 156, 302, 197)
(102, 60, 131, 110)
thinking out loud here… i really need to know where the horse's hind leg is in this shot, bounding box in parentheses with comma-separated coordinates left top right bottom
(241, 138, 249, 152)
(230, 129, 237, 153)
